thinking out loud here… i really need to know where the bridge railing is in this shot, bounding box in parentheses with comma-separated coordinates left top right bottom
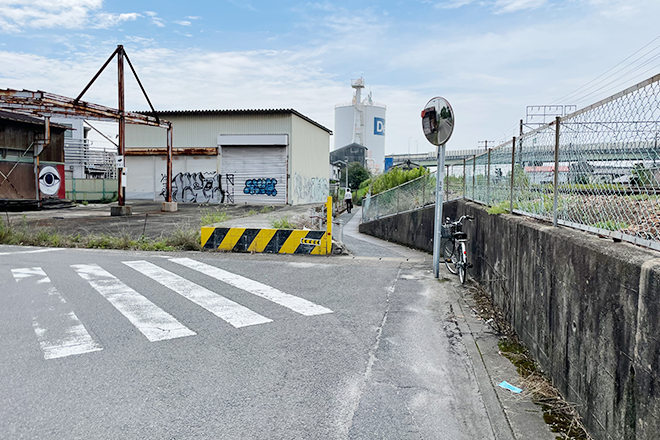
(363, 73, 660, 252)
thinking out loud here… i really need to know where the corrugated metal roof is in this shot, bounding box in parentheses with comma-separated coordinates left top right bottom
(0, 109, 69, 129)
(137, 108, 333, 134)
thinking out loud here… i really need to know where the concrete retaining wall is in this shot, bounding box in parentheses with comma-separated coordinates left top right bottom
(360, 200, 660, 440)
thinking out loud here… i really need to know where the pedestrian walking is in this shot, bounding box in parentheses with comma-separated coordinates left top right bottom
(344, 188, 353, 213)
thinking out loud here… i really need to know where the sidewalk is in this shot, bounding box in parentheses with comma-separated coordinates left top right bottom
(339, 207, 555, 440)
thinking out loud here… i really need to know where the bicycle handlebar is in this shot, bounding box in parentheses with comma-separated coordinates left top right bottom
(444, 214, 474, 226)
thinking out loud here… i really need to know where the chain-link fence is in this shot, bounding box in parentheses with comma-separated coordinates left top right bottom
(362, 73, 660, 252)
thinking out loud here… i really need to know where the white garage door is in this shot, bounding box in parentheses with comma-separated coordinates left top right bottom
(221, 146, 287, 205)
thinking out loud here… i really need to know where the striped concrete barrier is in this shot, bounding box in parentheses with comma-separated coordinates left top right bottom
(201, 227, 331, 254)
(201, 197, 333, 255)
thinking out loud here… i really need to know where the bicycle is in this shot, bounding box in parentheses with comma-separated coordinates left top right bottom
(441, 214, 474, 284)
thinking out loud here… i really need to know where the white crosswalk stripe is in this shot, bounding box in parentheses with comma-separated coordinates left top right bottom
(72, 264, 196, 342)
(12, 267, 102, 360)
(123, 260, 273, 328)
(169, 257, 333, 316)
(6, 258, 333, 360)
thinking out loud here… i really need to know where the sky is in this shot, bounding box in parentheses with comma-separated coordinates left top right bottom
(1, 0, 660, 156)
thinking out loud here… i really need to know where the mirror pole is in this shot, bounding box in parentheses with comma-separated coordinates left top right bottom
(433, 143, 446, 278)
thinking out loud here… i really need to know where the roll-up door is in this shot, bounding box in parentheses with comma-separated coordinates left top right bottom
(221, 146, 287, 205)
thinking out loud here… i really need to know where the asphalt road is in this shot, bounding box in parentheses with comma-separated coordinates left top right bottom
(0, 209, 553, 440)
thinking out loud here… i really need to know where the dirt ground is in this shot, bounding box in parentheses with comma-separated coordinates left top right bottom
(0, 201, 312, 239)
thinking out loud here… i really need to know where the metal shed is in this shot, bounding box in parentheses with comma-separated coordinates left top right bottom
(125, 109, 332, 206)
(0, 110, 68, 206)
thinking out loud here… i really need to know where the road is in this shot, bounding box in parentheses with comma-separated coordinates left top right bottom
(0, 212, 530, 439)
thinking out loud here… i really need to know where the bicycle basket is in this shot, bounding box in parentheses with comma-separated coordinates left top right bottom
(441, 223, 455, 239)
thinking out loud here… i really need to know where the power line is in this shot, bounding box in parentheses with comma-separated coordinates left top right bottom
(551, 33, 660, 105)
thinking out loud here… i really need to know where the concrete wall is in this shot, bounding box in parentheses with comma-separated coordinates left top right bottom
(359, 200, 660, 440)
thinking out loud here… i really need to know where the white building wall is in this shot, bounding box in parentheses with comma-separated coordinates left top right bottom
(125, 112, 330, 205)
(126, 113, 292, 148)
(125, 155, 221, 202)
(289, 114, 330, 205)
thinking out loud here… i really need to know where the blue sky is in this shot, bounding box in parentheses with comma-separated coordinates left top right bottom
(1, 0, 660, 155)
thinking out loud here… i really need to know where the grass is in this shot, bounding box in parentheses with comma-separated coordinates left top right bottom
(592, 220, 628, 231)
(270, 216, 296, 229)
(487, 200, 511, 215)
(0, 218, 201, 252)
(260, 206, 275, 213)
(200, 208, 229, 226)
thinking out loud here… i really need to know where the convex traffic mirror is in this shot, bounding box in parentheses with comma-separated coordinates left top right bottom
(421, 97, 454, 146)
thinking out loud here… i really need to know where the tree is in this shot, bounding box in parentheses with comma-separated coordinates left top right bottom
(340, 162, 371, 190)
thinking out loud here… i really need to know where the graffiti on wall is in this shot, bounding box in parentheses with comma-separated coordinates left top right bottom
(293, 174, 328, 204)
(243, 178, 278, 197)
(160, 172, 234, 203)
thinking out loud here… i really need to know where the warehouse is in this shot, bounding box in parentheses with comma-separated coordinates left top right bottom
(125, 109, 332, 206)
(0, 110, 68, 206)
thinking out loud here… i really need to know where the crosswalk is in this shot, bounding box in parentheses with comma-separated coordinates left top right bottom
(8, 258, 332, 361)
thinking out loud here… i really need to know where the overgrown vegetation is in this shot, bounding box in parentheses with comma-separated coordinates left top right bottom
(468, 284, 592, 440)
(368, 166, 429, 196)
(200, 208, 229, 226)
(270, 216, 296, 229)
(0, 218, 201, 251)
(487, 200, 511, 215)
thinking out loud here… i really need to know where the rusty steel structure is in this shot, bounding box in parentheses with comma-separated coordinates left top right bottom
(0, 45, 174, 206)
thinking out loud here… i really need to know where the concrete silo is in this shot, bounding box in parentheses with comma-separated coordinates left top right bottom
(333, 78, 386, 174)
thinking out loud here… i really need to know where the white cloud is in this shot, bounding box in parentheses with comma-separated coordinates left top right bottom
(174, 20, 192, 26)
(0, 0, 138, 32)
(144, 10, 165, 27)
(494, 0, 547, 13)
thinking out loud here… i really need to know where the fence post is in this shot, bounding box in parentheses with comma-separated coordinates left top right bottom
(510, 137, 516, 214)
(486, 149, 491, 206)
(421, 173, 426, 206)
(446, 165, 450, 200)
(396, 187, 400, 214)
(472, 156, 476, 200)
(553, 116, 560, 227)
(463, 158, 466, 199)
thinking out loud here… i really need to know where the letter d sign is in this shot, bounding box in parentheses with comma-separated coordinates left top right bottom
(374, 117, 385, 136)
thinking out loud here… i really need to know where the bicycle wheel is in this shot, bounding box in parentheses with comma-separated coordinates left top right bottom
(443, 240, 458, 274)
(458, 242, 467, 284)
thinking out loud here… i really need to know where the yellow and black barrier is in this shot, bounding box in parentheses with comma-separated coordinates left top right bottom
(201, 197, 333, 255)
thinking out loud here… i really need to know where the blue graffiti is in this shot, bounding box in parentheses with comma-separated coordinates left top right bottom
(244, 178, 278, 197)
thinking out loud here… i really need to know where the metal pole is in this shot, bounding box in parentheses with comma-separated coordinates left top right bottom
(463, 158, 466, 199)
(445, 164, 449, 200)
(510, 137, 516, 214)
(553, 116, 560, 226)
(117, 45, 125, 207)
(433, 143, 446, 279)
(486, 149, 491, 206)
(472, 156, 476, 200)
(167, 123, 173, 202)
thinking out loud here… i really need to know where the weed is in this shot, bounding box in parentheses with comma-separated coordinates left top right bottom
(592, 221, 628, 231)
(200, 208, 228, 226)
(487, 201, 511, 215)
(81, 201, 89, 206)
(260, 206, 275, 213)
(246, 209, 257, 216)
(271, 217, 295, 229)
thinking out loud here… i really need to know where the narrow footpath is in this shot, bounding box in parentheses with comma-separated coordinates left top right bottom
(337, 207, 555, 440)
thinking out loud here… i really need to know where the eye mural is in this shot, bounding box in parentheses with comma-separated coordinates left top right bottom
(38, 166, 61, 196)
(243, 178, 277, 197)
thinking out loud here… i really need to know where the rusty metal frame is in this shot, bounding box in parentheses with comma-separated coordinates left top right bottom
(0, 45, 174, 206)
